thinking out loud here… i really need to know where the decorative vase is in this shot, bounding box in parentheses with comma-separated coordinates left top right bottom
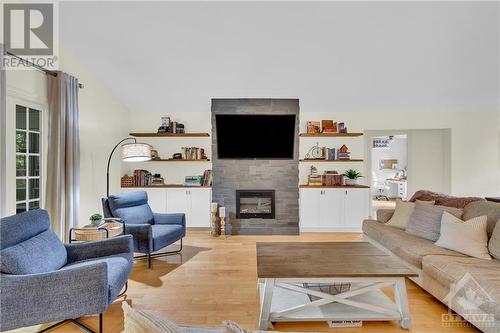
(90, 219, 103, 227)
(345, 178, 357, 186)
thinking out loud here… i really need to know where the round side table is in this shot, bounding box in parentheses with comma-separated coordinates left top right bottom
(69, 221, 124, 243)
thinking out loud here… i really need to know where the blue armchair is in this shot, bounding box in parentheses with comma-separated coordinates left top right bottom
(0, 209, 133, 333)
(102, 191, 185, 268)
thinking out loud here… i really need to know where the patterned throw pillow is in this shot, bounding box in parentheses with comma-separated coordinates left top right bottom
(122, 302, 179, 333)
(435, 212, 490, 259)
(405, 202, 463, 241)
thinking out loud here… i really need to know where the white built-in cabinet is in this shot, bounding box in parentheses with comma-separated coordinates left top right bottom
(299, 188, 370, 232)
(120, 188, 211, 228)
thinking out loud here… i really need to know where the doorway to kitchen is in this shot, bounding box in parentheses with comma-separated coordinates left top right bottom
(370, 134, 408, 213)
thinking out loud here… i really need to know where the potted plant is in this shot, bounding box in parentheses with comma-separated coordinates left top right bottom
(344, 169, 363, 186)
(89, 213, 104, 227)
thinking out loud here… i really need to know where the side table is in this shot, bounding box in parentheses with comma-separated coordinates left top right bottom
(69, 219, 124, 243)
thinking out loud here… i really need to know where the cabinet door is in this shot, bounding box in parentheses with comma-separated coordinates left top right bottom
(344, 189, 369, 230)
(299, 189, 321, 230)
(166, 189, 189, 216)
(188, 188, 211, 227)
(321, 189, 345, 229)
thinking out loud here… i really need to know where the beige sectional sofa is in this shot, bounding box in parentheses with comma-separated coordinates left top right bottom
(363, 195, 500, 333)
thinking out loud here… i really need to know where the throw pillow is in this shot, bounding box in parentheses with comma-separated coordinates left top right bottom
(435, 212, 490, 260)
(488, 220, 500, 260)
(386, 200, 434, 229)
(223, 321, 253, 333)
(405, 202, 463, 241)
(122, 302, 179, 333)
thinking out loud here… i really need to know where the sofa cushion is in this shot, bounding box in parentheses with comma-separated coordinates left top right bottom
(422, 255, 500, 319)
(405, 202, 463, 242)
(63, 253, 132, 301)
(108, 191, 154, 225)
(363, 219, 464, 268)
(409, 190, 485, 208)
(435, 212, 490, 260)
(386, 200, 415, 229)
(0, 229, 67, 274)
(463, 201, 500, 236)
(152, 225, 184, 252)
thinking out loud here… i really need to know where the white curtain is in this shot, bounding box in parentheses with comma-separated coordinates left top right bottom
(0, 44, 7, 217)
(46, 72, 80, 241)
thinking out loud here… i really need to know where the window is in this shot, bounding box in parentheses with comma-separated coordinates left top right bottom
(16, 105, 42, 214)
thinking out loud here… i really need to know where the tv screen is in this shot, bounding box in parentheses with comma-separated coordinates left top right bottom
(216, 114, 296, 159)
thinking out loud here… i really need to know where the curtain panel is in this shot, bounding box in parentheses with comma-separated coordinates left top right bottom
(46, 72, 80, 241)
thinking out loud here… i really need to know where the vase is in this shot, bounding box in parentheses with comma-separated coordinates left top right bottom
(345, 178, 357, 186)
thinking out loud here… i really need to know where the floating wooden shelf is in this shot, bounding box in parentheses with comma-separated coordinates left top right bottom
(149, 159, 210, 162)
(129, 132, 210, 137)
(122, 184, 211, 188)
(299, 132, 363, 137)
(299, 184, 370, 189)
(299, 159, 363, 163)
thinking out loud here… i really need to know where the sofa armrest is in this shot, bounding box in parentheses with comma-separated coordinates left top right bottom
(0, 262, 108, 331)
(65, 235, 133, 263)
(153, 213, 185, 227)
(377, 209, 395, 223)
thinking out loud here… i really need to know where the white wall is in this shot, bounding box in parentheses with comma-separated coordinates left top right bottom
(300, 111, 499, 197)
(124, 112, 212, 185)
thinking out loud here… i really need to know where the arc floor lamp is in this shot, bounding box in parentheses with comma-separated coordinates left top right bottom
(106, 137, 152, 197)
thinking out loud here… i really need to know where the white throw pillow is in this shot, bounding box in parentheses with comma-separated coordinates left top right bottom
(435, 212, 491, 260)
(386, 200, 434, 229)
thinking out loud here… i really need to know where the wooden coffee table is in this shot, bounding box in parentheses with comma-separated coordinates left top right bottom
(256, 242, 417, 330)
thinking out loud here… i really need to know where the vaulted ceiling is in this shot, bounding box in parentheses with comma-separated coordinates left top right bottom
(60, 1, 499, 113)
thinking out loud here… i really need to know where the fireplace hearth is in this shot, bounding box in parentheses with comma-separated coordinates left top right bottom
(236, 190, 275, 219)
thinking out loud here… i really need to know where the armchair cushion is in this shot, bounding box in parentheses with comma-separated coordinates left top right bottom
(152, 225, 185, 252)
(0, 209, 50, 250)
(108, 191, 154, 225)
(1, 229, 67, 274)
(63, 253, 132, 301)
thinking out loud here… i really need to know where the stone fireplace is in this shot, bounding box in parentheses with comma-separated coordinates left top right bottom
(211, 99, 299, 235)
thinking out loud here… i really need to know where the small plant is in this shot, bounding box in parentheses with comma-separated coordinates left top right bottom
(89, 213, 103, 222)
(344, 169, 363, 180)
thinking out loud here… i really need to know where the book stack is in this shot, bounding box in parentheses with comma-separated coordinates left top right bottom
(324, 148, 336, 160)
(133, 169, 152, 187)
(181, 147, 206, 160)
(185, 169, 213, 187)
(202, 169, 213, 186)
(337, 151, 351, 160)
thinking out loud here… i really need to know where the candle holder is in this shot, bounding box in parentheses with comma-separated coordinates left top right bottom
(219, 207, 226, 239)
(211, 203, 219, 237)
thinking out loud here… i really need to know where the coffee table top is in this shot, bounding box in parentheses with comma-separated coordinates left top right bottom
(256, 242, 418, 278)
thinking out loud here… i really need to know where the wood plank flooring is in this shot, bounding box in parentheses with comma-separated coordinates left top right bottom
(11, 232, 478, 333)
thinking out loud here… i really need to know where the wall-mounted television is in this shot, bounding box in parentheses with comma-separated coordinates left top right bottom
(215, 114, 296, 159)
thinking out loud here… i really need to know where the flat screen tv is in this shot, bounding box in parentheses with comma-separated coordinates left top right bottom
(215, 114, 296, 159)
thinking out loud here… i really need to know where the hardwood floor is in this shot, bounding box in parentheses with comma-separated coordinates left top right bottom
(13, 232, 478, 333)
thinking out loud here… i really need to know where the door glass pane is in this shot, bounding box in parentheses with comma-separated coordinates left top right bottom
(16, 202, 27, 214)
(29, 179, 39, 199)
(16, 179, 26, 201)
(29, 200, 40, 210)
(16, 105, 26, 129)
(29, 132, 39, 153)
(29, 155, 39, 176)
(16, 155, 26, 176)
(29, 109, 40, 131)
(16, 131, 26, 153)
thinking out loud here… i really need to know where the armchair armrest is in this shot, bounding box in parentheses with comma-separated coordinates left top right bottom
(123, 223, 152, 253)
(153, 213, 185, 227)
(65, 235, 133, 263)
(0, 263, 108, 331)
(377, 209, 395, 223)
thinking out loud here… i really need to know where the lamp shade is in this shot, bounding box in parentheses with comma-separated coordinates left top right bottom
(121, 143, 152, 162)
